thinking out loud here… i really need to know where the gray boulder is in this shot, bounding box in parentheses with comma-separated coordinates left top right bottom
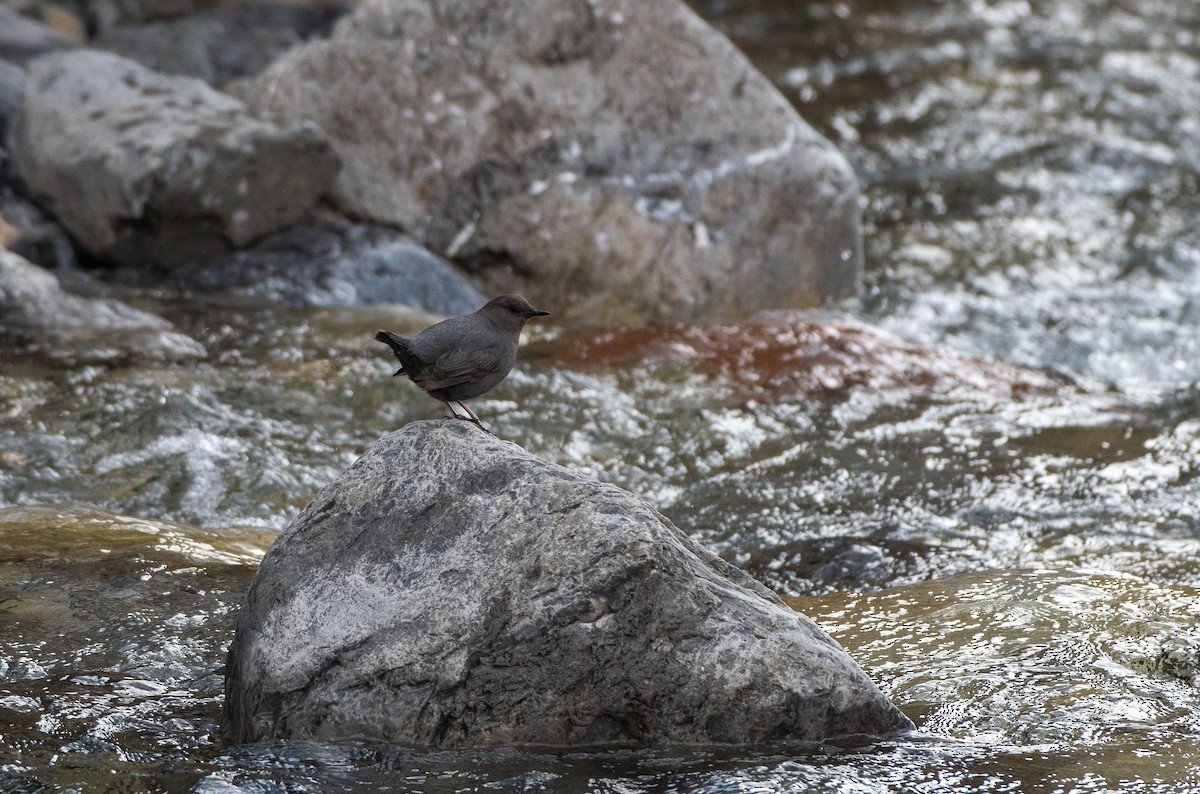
(94, 2, 349, 87)
(224, 421, 912, 747)
(0, 248, 205, 361)
(7, 50, 339, 269)
(235, 0, 862, 326)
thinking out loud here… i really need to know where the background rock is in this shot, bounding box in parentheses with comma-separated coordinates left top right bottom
(8, 0, 195, 35)
(1, 135, 78, 270)
(94, 1, 349, 87)
(1, 247, 156, 330)
(7, 50, 339, 269)
(236, 0, 863, 326)
(225, 421, 912, 747)
(0, 189, 77, 270)
(170, 220, 486, 314)
(0, 0, 189, 34)
(0, 58, 24, 140)
(84, 0, 192, 33)
(0, 5, 79, 65)
(0, 214, 17, 248)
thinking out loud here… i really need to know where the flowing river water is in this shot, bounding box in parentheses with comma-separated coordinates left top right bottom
(4, 0, 1200, 790)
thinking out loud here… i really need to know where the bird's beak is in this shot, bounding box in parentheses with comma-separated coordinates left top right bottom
(529, 309, 551, 317)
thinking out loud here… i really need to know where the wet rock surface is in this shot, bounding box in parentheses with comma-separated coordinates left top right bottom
(225, 421, 912, 747)
(7, 50, 339, 269)
(236, 0, 862, 325)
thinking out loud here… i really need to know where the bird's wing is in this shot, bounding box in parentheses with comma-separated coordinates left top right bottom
(413, 347, 503, 391)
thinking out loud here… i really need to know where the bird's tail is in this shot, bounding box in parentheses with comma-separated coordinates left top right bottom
(375, 330, 420, 377)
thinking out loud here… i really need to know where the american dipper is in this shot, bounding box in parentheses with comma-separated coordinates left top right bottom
(375, 294, 550, 429)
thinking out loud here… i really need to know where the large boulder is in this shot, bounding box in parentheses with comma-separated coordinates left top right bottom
(235, 0, 863, 326)
(6, 50, 339, 268)
(224, 421, 912, 747)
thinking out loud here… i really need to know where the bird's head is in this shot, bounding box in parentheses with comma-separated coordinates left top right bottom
(480, 294, 551, 333)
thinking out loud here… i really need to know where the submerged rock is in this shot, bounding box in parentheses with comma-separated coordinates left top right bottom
(0, 248, 205, 362)
(7, 50, 339, 269)
(538, 314, 1066, 400)
(236, 0, 863, 326)
(224, 421, 912, 747)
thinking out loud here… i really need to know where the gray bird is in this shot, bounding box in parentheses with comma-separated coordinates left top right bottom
(375, 294, 550, 429)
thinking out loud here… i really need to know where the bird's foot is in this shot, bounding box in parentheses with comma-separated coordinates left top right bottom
(447, 402, 495, 435)
(459, 415, 495, 435)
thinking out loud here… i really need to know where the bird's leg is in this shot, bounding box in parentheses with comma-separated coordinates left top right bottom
(455, 401, 481, 423)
